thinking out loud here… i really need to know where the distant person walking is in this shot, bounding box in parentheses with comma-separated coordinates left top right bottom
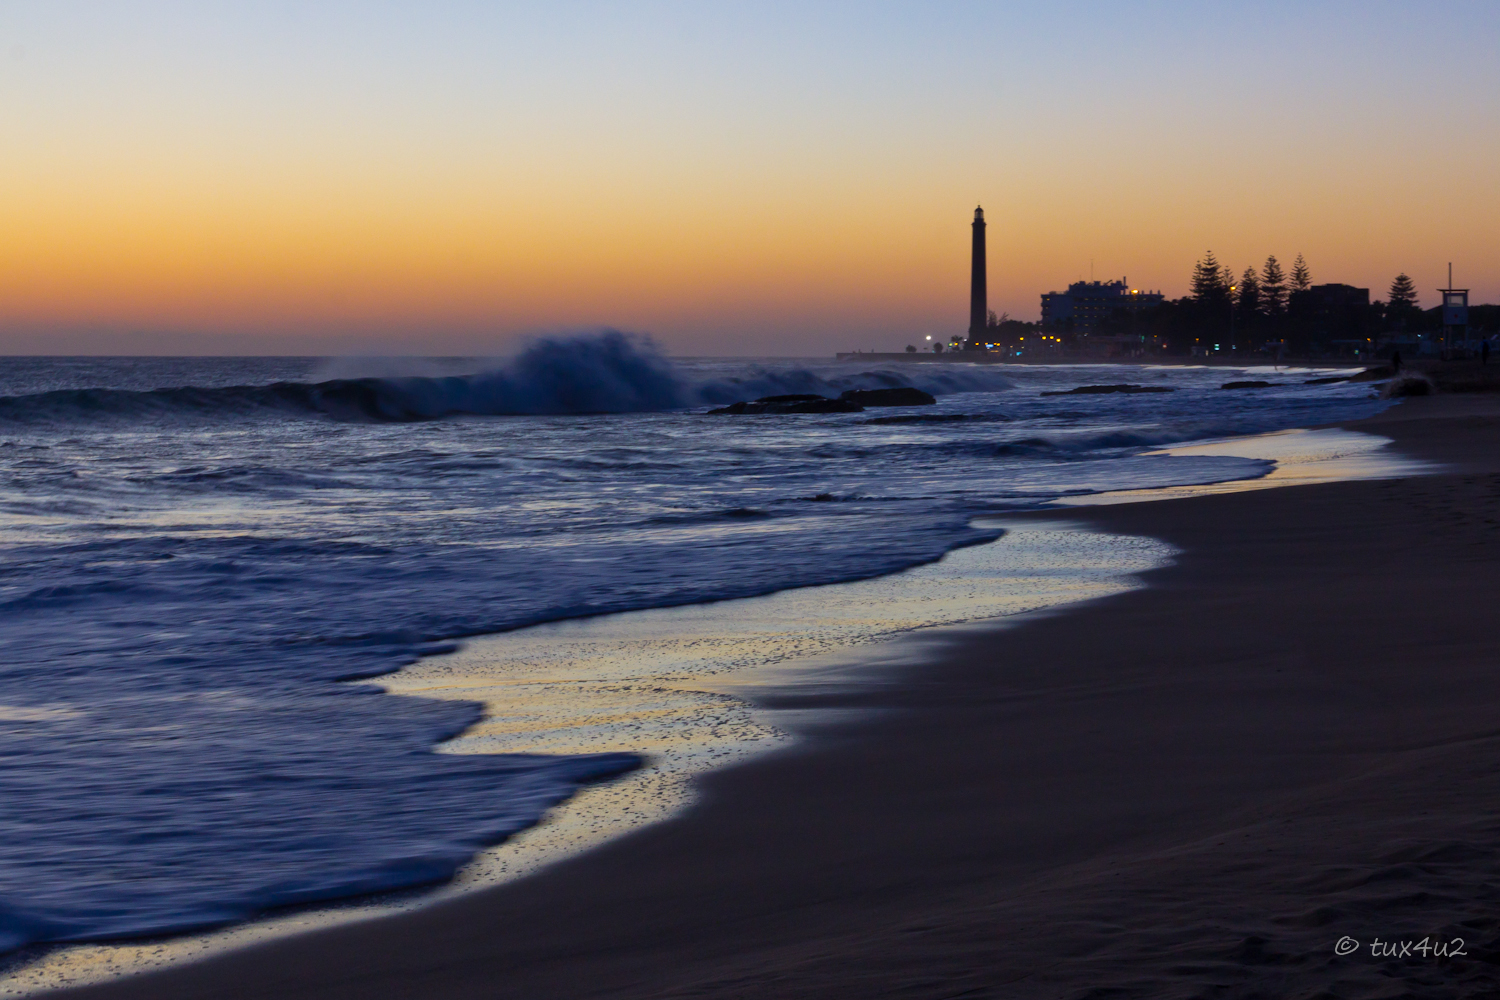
(1391, 351, 1401, 374)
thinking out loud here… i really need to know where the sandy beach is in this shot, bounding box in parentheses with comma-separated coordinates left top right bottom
(47, 393, 1500, 1000)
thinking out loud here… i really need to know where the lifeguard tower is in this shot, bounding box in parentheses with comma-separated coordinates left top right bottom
(1438, 262, 1468, 355)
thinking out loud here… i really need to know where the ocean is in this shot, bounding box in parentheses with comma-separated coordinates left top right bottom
(0, 334, 1391, 956)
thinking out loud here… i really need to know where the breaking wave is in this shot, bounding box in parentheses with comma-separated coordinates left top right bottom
(0, 332, 689, 424)
(0, 334, 1017, 426)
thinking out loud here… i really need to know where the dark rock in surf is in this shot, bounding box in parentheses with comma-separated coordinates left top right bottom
(1040, 384, 1174, 396)
(720, 507, 771, 518)
(1220, 380, 1274, 390)
(706, 394, 864, 415)
(1303, 376, 1350, 385)
(837, 387, 936, 407)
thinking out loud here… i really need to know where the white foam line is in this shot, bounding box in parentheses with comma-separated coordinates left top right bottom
(1, 522, 1174, 995)
(1055, 427, 1434, 506)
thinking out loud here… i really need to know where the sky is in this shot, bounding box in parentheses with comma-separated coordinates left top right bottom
(1, 1, 1497, 356)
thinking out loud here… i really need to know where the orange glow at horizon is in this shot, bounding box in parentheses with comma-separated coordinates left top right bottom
(2, 4, 1498, 355)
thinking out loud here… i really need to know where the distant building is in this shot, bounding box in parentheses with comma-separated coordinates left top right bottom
(1288, 283, 1370, 338)
(1290, 283, 1370, 313)
(1040, 280, 1163, 332)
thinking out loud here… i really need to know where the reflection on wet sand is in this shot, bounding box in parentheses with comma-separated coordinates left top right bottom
(1, 522, 1170, 995)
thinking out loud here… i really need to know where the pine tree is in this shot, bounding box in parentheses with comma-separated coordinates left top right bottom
(1260, 255, 1287, 316)
(1388, 273, 1418, 311)
(1236, 266, 1261, 317)
(1291, 253, 1311, 292)
(1192, 251, 1228, 302)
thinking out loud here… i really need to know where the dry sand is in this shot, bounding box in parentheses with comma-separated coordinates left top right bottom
(49, 394, 1500, 1000)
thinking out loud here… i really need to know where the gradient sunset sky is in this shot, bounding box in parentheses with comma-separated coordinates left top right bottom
(2, 1, 1496, 356)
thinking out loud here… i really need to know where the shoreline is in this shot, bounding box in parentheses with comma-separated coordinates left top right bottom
(6, 520, 1177, 993)
(44, 395, 1500, 998)
(0, 404, 1397, 990)
(0, 411, 1406, 990)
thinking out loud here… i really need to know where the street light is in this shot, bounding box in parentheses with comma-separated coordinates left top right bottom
(1228, 284, 1237, 353)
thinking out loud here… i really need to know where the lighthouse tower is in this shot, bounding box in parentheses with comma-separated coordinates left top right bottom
(969, 206, 987, 341)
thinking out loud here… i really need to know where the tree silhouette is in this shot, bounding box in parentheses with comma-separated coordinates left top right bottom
(1386, 273, 1419, 331)
(1291, 254, 1311, 292)
(1237, 266, 1261, 317)
(1260, 256, 1287, 316)
(1388, 273, 1418, 311)
(1192, 251, 1229, 302)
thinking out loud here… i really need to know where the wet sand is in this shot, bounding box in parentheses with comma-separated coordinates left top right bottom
(51, 395, 1500, 999)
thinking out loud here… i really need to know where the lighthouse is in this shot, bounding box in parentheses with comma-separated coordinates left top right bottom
(969, 206, 987, 341)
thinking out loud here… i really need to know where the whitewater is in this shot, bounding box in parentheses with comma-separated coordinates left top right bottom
(0, 334, 1390, 955)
